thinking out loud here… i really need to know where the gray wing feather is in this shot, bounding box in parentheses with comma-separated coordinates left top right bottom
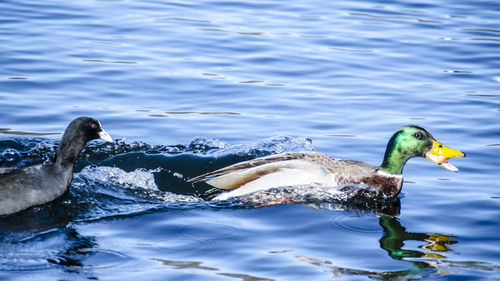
(187, 152, 317, 183)
(188, 151, 373, 184)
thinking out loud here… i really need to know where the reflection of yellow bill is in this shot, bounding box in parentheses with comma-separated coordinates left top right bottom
(425, 139, 465, 172)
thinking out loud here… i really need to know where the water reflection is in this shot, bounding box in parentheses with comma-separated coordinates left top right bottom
(0, 128, 59, 136)
(152, 258, 276, 281)
(0, 200, 462, 280)
(0, 221, 125, 279)
(151, 258, 218, 271)
(0, 202, 75, 241)
(298, 215, 457, 280)
(379, 216, 456, 260)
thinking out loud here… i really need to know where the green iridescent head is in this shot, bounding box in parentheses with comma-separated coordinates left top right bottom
(379, 125, 465, 175)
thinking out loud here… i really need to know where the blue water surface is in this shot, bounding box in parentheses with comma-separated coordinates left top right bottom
(1, 0, 499, 280)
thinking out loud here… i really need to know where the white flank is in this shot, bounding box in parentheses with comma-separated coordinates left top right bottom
(212, 160, 337, 200)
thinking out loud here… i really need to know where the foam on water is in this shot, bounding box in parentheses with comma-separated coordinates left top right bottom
(186, 135, 314, 157)
(79, 166, 161, 191)
(70, 166, 203, 222)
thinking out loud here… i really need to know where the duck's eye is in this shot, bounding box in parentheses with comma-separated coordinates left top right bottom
(91, 124, 97, 129)
(413, 132, 422, 140)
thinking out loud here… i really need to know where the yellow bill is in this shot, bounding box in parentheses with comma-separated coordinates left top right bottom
(425, 139, 465, 172)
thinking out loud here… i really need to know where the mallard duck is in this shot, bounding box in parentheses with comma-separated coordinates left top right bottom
(188, 125, 465, 200)
(0, 117, 112, 216)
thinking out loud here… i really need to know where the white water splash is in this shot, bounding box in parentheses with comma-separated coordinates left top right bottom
(192, 135, 314, 157)
(77, 166, 201, 203)
(80, 166, 160, 190)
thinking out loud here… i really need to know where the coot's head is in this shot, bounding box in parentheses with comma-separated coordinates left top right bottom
(54, 117, 112, 166)
(64, 117, 112, 143)
(71, 117, 113, 142)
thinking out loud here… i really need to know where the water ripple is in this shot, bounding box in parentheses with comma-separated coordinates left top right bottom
(2, 0, 500, 279)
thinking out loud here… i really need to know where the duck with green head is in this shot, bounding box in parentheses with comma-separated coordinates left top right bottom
(188, 125, 465, 200)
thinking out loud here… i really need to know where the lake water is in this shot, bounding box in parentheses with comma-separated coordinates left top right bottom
(1, 0, 499, 280)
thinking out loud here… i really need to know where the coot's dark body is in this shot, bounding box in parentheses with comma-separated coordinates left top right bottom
(0, 117, 112, 216)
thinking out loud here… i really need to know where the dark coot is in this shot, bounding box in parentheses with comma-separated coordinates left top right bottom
(0, 117, 112, 216)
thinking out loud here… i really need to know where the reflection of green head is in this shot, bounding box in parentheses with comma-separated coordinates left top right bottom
(379, 125, 434, 175)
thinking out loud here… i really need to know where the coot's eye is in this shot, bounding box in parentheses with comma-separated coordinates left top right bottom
(91, 124, 97, 129)
(413, 132, 422, 140)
